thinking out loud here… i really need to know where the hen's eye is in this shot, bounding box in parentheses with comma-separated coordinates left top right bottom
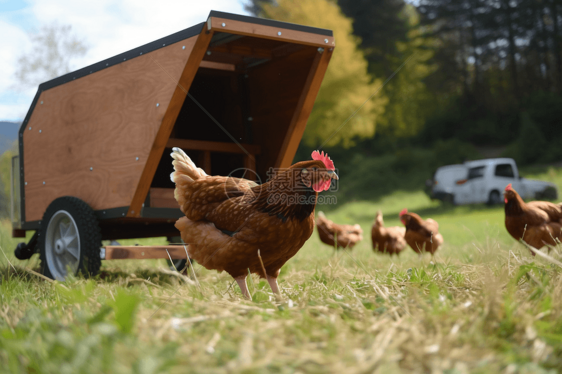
(302, 169, 308, 174)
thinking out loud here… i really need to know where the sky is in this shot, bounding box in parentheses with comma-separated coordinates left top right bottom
(0, 0, 249, 122)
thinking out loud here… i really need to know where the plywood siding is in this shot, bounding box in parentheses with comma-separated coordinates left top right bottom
(23, 36, 197, 222)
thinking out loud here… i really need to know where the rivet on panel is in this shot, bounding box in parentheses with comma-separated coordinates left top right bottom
(40, 101, 43, 104)
(156, 103, 160, 107)
(25, 182, 27, 186)
(325, 39, 329, 43)
(43, 181, 45, 185)
(122, 213, 125, 216)
(90, 167, 93, 171)
(136, 157, 139, 161)
(163, 43, 165, 46)
(206, 51, 211, 55)
(277, 31, 282, 36)
(248, 117, 253, 121)
(131, 210, 135, 214)
(28, 127, 31, 130)
(221, 23, 226, 27)
(39, 130, 42, 133)
(140, 52, 143, 55)
(182, 46, 185, 50)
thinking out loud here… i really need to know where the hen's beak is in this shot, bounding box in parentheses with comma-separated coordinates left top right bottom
(327, 170, 339, 180)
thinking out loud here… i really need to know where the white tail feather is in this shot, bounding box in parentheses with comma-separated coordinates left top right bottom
(170, 147, 208, 184)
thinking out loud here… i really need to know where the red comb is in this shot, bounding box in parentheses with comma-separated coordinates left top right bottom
(312, 150, 335, 170)
(399, 208, 408, 217)
(505, 183, 512, 191)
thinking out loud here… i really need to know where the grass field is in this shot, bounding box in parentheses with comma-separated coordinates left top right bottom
(2, 167, 562, 373)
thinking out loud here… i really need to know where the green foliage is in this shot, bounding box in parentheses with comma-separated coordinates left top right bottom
(375, 5, 436, 138)
(110, 289, 142, 334)
(503, 113, 548, 165)
(0, 147, 16, 218)
(330, 139, 479, 203)
(260, 0, 387, 148)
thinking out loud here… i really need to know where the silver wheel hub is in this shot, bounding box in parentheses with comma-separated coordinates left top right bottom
(45, 210, 81, 280)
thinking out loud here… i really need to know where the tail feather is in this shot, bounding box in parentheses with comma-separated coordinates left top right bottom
(170, 147, 207, 211)
(170, 147, 207, 183)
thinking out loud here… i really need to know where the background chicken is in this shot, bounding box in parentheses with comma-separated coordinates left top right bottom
(371, 211, 406, 255)
(316, 211, 363, 249)
(399, 209, 443, 256)
(504, 183, 562, 255)
(171, 148, 338, 298)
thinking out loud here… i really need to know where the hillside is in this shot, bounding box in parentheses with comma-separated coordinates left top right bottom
(0, 121, 20, 154)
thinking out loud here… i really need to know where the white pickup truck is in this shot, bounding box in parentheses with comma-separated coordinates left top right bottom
(427, 158, 558, 205)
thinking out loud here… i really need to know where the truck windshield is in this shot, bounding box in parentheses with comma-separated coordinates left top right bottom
(495, 164, 515, 178)
(467, 166, 485, 180)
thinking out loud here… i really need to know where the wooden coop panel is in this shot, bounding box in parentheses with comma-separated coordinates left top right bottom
(23, 36, 198, 222)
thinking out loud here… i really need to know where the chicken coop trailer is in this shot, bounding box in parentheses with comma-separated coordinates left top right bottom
(10, 11, 335, 280)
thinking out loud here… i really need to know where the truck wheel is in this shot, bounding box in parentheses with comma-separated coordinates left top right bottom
(39, 197, 102, 280)
(488, 190, 502, 205)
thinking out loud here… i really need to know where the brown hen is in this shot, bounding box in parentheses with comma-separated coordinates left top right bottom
(171, 148, 338, 298)
(504, 183, 562, 255)
(316, 211, 363, 249)
(371, 211, 406, 255)
(399, 209, 443, 256)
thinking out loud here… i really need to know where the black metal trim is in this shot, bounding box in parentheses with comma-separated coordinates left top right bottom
(95, 207, 131, 220)
(22, 221, 41, 230)
(208, 10, 333, 37)
(141, 207, 184, 219)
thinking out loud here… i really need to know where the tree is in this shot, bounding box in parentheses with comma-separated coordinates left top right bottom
(337, 0, 409, 78)
(14, 23, 88, 90)
(249, 0, 387, 147)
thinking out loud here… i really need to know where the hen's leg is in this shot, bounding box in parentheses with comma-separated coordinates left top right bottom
(267, 275, 280, 294)
(234, 276, 251, 299)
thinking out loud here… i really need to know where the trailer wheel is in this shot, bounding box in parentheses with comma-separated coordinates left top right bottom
(39, 197, 102, 280)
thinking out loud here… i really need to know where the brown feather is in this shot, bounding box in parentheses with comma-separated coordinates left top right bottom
(316, 212, 363, 249)
(171, 149, 332, 279)
(504, 187, 562, 254)
(401, 212, 443, 254)
(371, 211, 407, 255)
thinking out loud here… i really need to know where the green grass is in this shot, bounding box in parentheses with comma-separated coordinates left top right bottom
(2, 165, 562, 373)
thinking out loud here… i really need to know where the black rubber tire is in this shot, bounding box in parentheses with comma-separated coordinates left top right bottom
(443, 194, 455, 205)
(488, 190, 502, 205)
(39, 196, 102, 280)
